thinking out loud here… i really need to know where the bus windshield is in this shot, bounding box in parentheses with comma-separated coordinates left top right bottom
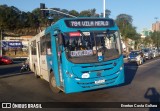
(63, 30, 121, 63)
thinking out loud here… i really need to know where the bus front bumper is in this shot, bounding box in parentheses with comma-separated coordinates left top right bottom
(64, 69, 124, 94)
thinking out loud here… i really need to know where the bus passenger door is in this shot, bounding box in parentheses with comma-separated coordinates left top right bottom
(39, 35, 49, 81)
(53, 32, 64, 88)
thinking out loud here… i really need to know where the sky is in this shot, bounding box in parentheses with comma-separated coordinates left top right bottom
(0, 0, 160, 33)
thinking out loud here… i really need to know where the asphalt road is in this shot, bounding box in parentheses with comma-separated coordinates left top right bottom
(0, 58, 160, 111)
(0, 58, 26, 76)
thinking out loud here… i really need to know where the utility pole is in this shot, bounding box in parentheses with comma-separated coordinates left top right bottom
(103, 0, 106, 18)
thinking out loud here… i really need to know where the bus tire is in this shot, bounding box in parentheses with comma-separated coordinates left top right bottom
(49, 72, 60, 93)
(34, 66, 40, 78)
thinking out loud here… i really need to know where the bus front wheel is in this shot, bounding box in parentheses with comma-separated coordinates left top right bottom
(49, 72, 60, 93)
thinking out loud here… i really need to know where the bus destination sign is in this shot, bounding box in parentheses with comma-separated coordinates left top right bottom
(65, 19, 114, 28)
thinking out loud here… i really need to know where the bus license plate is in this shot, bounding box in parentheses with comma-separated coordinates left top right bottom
(95, 79, 105, 84)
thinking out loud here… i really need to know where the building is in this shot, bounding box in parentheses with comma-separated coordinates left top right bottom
(152, 21, 160, 31)
(3, 36, 33, 51)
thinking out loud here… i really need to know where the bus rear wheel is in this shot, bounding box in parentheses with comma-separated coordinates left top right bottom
(49, 72, 60, 93)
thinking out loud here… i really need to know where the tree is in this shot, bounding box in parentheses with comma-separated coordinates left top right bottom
(90, 8, 97, 17)
(32, 8, 44, 26)
(101, 9, 111, 18)
(0, 5, 20, 29)
(143, 36, 153, 47)
(79, 10, 92, 17)
(116, 14, 137, 51)
(134, 34, 142, 49)
(79, 9, 100, 17)
(69, 10, 79, 17)
(150, 31, 160, 48)
(116, 14, 133, 24)
(61, 9, 69, 14)
(0, 5, 29, 30)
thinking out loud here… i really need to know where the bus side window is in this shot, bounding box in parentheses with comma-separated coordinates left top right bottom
(40, 35, 46, 55)
(31, 40, 36, 55)
(46, 33, 52, 55)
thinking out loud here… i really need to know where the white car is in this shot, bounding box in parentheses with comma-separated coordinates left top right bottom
(151, 49, 159, 58)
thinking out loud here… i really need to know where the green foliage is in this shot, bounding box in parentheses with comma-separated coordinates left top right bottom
(79, 9, 97, 17)
(115, 14, 141, 50)
(116, 14, 133, 24)
(79, 10, 92, 17)
(115, 14, 138, 40)
(0, 5, 20, 29)
(0, 5, 41, 31)
(143, 36, 153, 47)
(150, 31, 160, 48)
(0, 4, 111, 35)
(69, 10, 79, 17)
(100, 9, 111, 18)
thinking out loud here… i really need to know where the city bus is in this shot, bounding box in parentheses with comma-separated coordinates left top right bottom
(28, 17, 124, 94)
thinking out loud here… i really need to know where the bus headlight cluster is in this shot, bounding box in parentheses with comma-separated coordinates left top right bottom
(82, 73, 90, 78)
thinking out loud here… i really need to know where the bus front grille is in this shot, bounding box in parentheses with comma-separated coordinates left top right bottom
(77, 74, 119, 88)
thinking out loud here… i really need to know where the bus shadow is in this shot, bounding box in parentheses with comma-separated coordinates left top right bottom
(144, 87, 160, 111)
(122, 62, 138, 85)
(0, 71, 33, 79)
(107, 62, 138, 89)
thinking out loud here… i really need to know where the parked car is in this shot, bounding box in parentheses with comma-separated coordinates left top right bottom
(158, 49, 160, 55)
(151, 48, 159, 58)
(0, 56, 13, 65)
(142, 48, 152, 60)
(128, 50, 145, 65)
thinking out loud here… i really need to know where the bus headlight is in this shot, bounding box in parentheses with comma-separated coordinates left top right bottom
(82, 73, 90, 78)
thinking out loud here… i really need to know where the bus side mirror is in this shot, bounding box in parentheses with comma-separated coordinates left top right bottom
(58, 33, 63, 45)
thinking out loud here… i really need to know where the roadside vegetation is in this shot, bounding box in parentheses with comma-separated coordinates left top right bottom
(0, 4, 160, 55)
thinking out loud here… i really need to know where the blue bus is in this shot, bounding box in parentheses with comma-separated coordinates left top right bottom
(28, 17, 124, 94)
